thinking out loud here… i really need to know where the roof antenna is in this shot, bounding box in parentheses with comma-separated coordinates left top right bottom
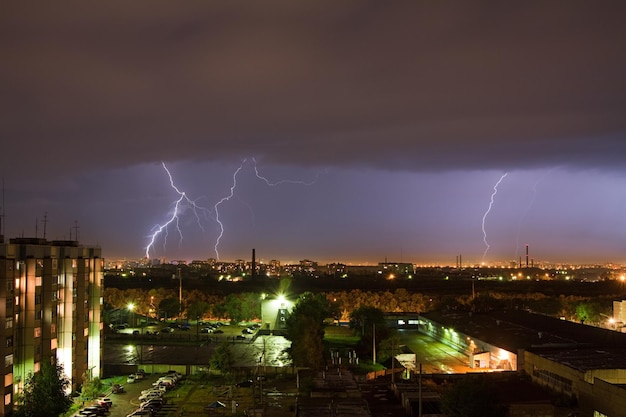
(42, 212, 48, 240)
(73, 220, 80, 242)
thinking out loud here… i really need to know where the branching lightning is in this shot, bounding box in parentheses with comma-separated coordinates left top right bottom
(145, 162, 209, 259)
(213, 160, 246, 260)
(252, 157, 322, 186)
(145, 158, 323, 261)
(481, 172, 508, 263)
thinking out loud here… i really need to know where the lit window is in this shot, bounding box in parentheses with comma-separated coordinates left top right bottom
(34, 327, 41, 338)
(4, 354, 13, 367)
(5, 393, 11, 406)
(4, 373, 12, 387)
(5, 318, 12, 329)
(33, 362, 40, 373)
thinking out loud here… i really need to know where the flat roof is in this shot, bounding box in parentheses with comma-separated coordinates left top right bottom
(528, 347, 626, 372)
(421, 310, 574, 352)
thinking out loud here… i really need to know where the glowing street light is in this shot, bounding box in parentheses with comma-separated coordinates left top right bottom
(128, 303, 135, 327)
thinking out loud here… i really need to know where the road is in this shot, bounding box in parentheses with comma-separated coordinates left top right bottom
(397, 329, 473, 374)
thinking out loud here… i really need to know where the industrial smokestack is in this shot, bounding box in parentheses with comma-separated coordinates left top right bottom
(251, 248, 256, 279)
(525, 244, 529, 268)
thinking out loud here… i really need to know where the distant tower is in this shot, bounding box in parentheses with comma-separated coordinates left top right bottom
(525, 244, 529, 268)
(251, 248, 256, 279)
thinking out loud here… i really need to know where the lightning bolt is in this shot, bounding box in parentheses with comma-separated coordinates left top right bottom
(481, 172, 508, 263)
(252, 157, 322, 186)
(145, 158, 324, 261)
(145, 162, 209, 259)
(213, 160, 246, 260)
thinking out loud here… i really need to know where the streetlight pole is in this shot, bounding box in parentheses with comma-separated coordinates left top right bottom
(128, 303, 135, 328)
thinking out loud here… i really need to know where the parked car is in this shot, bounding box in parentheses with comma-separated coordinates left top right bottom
(96, 397, 112, 408)
(141, 398, 165, 410)
(200, 327, 213, 333)
(126, 374, 136, 383)
(138, 392, 162, 403)
(112, 383, 125, 394)
(82, 405, 107, 416)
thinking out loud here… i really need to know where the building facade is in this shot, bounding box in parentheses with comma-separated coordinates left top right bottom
(0, 238, 103, 416)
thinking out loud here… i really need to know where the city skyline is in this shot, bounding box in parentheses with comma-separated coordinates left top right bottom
(1, 2, 626, 265)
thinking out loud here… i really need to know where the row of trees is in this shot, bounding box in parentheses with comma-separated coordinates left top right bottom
(104, 287, 614, 326)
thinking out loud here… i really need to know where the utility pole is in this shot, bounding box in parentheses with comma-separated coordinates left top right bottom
(391, 338, 395, 384)
(178, 267, 182, 319)
(372, 322, 376, 365)
(418, 363, 423, 417)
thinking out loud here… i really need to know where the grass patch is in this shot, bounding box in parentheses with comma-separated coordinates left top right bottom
(323, 325, 360, 346)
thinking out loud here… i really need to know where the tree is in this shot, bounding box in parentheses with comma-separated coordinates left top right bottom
(80, 368, 103, 401)
(187, 300, 211, 321)
(349, 306, 392, 361)
(158, 298, 181, 320)
(14, 357, 73, 417)
(285, 292, 330, 369)
(440, 376, 506, 417)
(210, 341, 234, 374)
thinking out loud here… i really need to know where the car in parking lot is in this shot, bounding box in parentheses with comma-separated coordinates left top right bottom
(111, 383, 125, 393)
(81, 405, 107, 416)
(138, 391, 162, 403)
(126, 374, 136, 383)
(200, 327, 213, 333)
(96, 397, 112, 409)
(141, 398, 165, 411)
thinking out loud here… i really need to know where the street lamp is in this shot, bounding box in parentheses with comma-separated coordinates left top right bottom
(128, 303, 135, 328)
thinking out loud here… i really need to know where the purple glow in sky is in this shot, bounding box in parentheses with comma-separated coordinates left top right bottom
(1, 2, 625, 265)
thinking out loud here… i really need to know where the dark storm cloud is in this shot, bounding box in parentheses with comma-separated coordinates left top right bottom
(1, 1, 625, 179)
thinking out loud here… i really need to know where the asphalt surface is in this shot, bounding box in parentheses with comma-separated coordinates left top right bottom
(104, 373, 183, 417)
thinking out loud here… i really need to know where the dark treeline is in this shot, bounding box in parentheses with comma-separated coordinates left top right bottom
(104, 269, 622, 326)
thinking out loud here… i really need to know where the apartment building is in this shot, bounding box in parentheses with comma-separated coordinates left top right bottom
(0, 237, 103, 416)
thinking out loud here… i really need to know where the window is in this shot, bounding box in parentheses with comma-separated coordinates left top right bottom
(5, 354, 13, 367)
(5, 318, 12, 329)
(35, 310, 42, 320)
(34, 327, 41, 338)
(3, 373, 11, 388)
(6, 337, 12, 348)
(35, 294, 42, 305)
(5, 393, 11, 406)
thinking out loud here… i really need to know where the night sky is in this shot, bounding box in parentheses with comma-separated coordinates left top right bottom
(1, 2, 626, 265)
